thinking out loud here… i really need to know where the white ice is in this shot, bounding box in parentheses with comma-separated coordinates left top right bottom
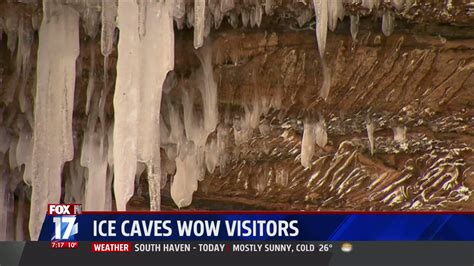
(29, 1, 79, 240)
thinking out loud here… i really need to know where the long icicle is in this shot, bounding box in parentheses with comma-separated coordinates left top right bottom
(29, 1, 79, 240)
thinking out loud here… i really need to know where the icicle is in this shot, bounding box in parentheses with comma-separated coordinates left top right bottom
(83, 1, 100, 39)
(350, 14, 360, 40)
(173, 0, 185, 19)
(205, 138, 218, 174)
(255, 1, 263, 27)
(99, 0, 117, 133)
(5, 16, 33, 106)
(391, 0, 405, 11)
(301, 121, 316, 168)
(313, 0, 331, 100)
(320, 61, 331, 100)
(64, 157, 85, 204)
(241, 9, 250, 27)
(312, 0, 328, 58)
(9, 137, 18, 169)
(366, 119, 375, 155)
(315, 118, 328, 148)
(393, 126, 408, 150)
(220, 0, 234, 13)
(328, 0, 343, 32)
(5, 9, 19, 54)
(194, 0, 206, 49)
(362, 0, 377, 10)
(29, 2, 79, 240)
(81, 63, 107, 211)
(217, 124, 229, 171)
(265, 0, 273, 15)
(115, 0, 174, 211)
(196, 43, 218, 134)
(100, 0, 117, 57)
(16, 126, 32, 185)
(382, 10, 395, 36)
(171, 142, 200, 208)
(114, 0, 139, 212)
(85, 45, 96, 115)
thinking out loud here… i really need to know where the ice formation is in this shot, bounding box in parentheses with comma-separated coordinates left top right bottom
(393, 126, 408, 150)
(168, 42, 218, 208)
(382, 10, 395, 37)
(350, 14, 360, 40)
(301, 122, 317, 168)
(315, 118, 328, 148)
(29, 1, 79, 240)
(99, 0, 117, 133)
(366, 119, 375, 155)
(313, 0, 328, 58)
(0, 0, 417, 241)
(114, 0, 174, 211)
(194, 0, 206, 49)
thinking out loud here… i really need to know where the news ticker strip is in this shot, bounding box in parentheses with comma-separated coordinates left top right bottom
(1, 242, 473, 266)
(40, 204, 474, 241)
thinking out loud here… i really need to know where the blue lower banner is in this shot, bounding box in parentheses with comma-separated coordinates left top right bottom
(39, 205, 474, 241)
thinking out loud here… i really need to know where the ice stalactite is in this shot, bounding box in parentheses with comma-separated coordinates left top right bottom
(362, 0, 378, 10)
(85, 45, 96, 115)
(315, 118, 327, 148)
(350, 14, 360, 40)
(5, 17, 33, 107)
(194, 0, 206, 49)
(382, 10, 395, 36)
(328, 0, 344, 32)
(391, 0, 405, 11)
(220, 0, 234, 13)
(301, 121, 317, 168)
(366, 119, 375, 155)
(29, 1, 79, 240)
(99, 0, 117, 133)
(393, 126, 408, 150)
(114, 0, 174, 211)
(312, 0, 331, 101)
(313, 0, 328, 58)
(64, 156, 85, 204)
(81, 106, 108, 210)
(196, 45, 218, 135)
(265, 0, 273, 15)
(167, 41, 218, 208)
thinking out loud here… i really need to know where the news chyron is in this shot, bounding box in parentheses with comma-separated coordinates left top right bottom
(48, 204, 81, 249)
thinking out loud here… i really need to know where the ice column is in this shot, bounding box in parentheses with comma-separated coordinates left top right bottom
(114, 0, 174, 211)
(29, 2, 79, 240)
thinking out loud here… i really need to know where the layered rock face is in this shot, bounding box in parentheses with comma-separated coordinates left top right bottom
(0, 0, 473, 241)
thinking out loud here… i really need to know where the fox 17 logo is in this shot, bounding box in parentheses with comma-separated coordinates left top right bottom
(48, 204, 81, 241)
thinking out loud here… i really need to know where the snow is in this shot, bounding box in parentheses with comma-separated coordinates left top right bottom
(29, 1, 79, 240)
